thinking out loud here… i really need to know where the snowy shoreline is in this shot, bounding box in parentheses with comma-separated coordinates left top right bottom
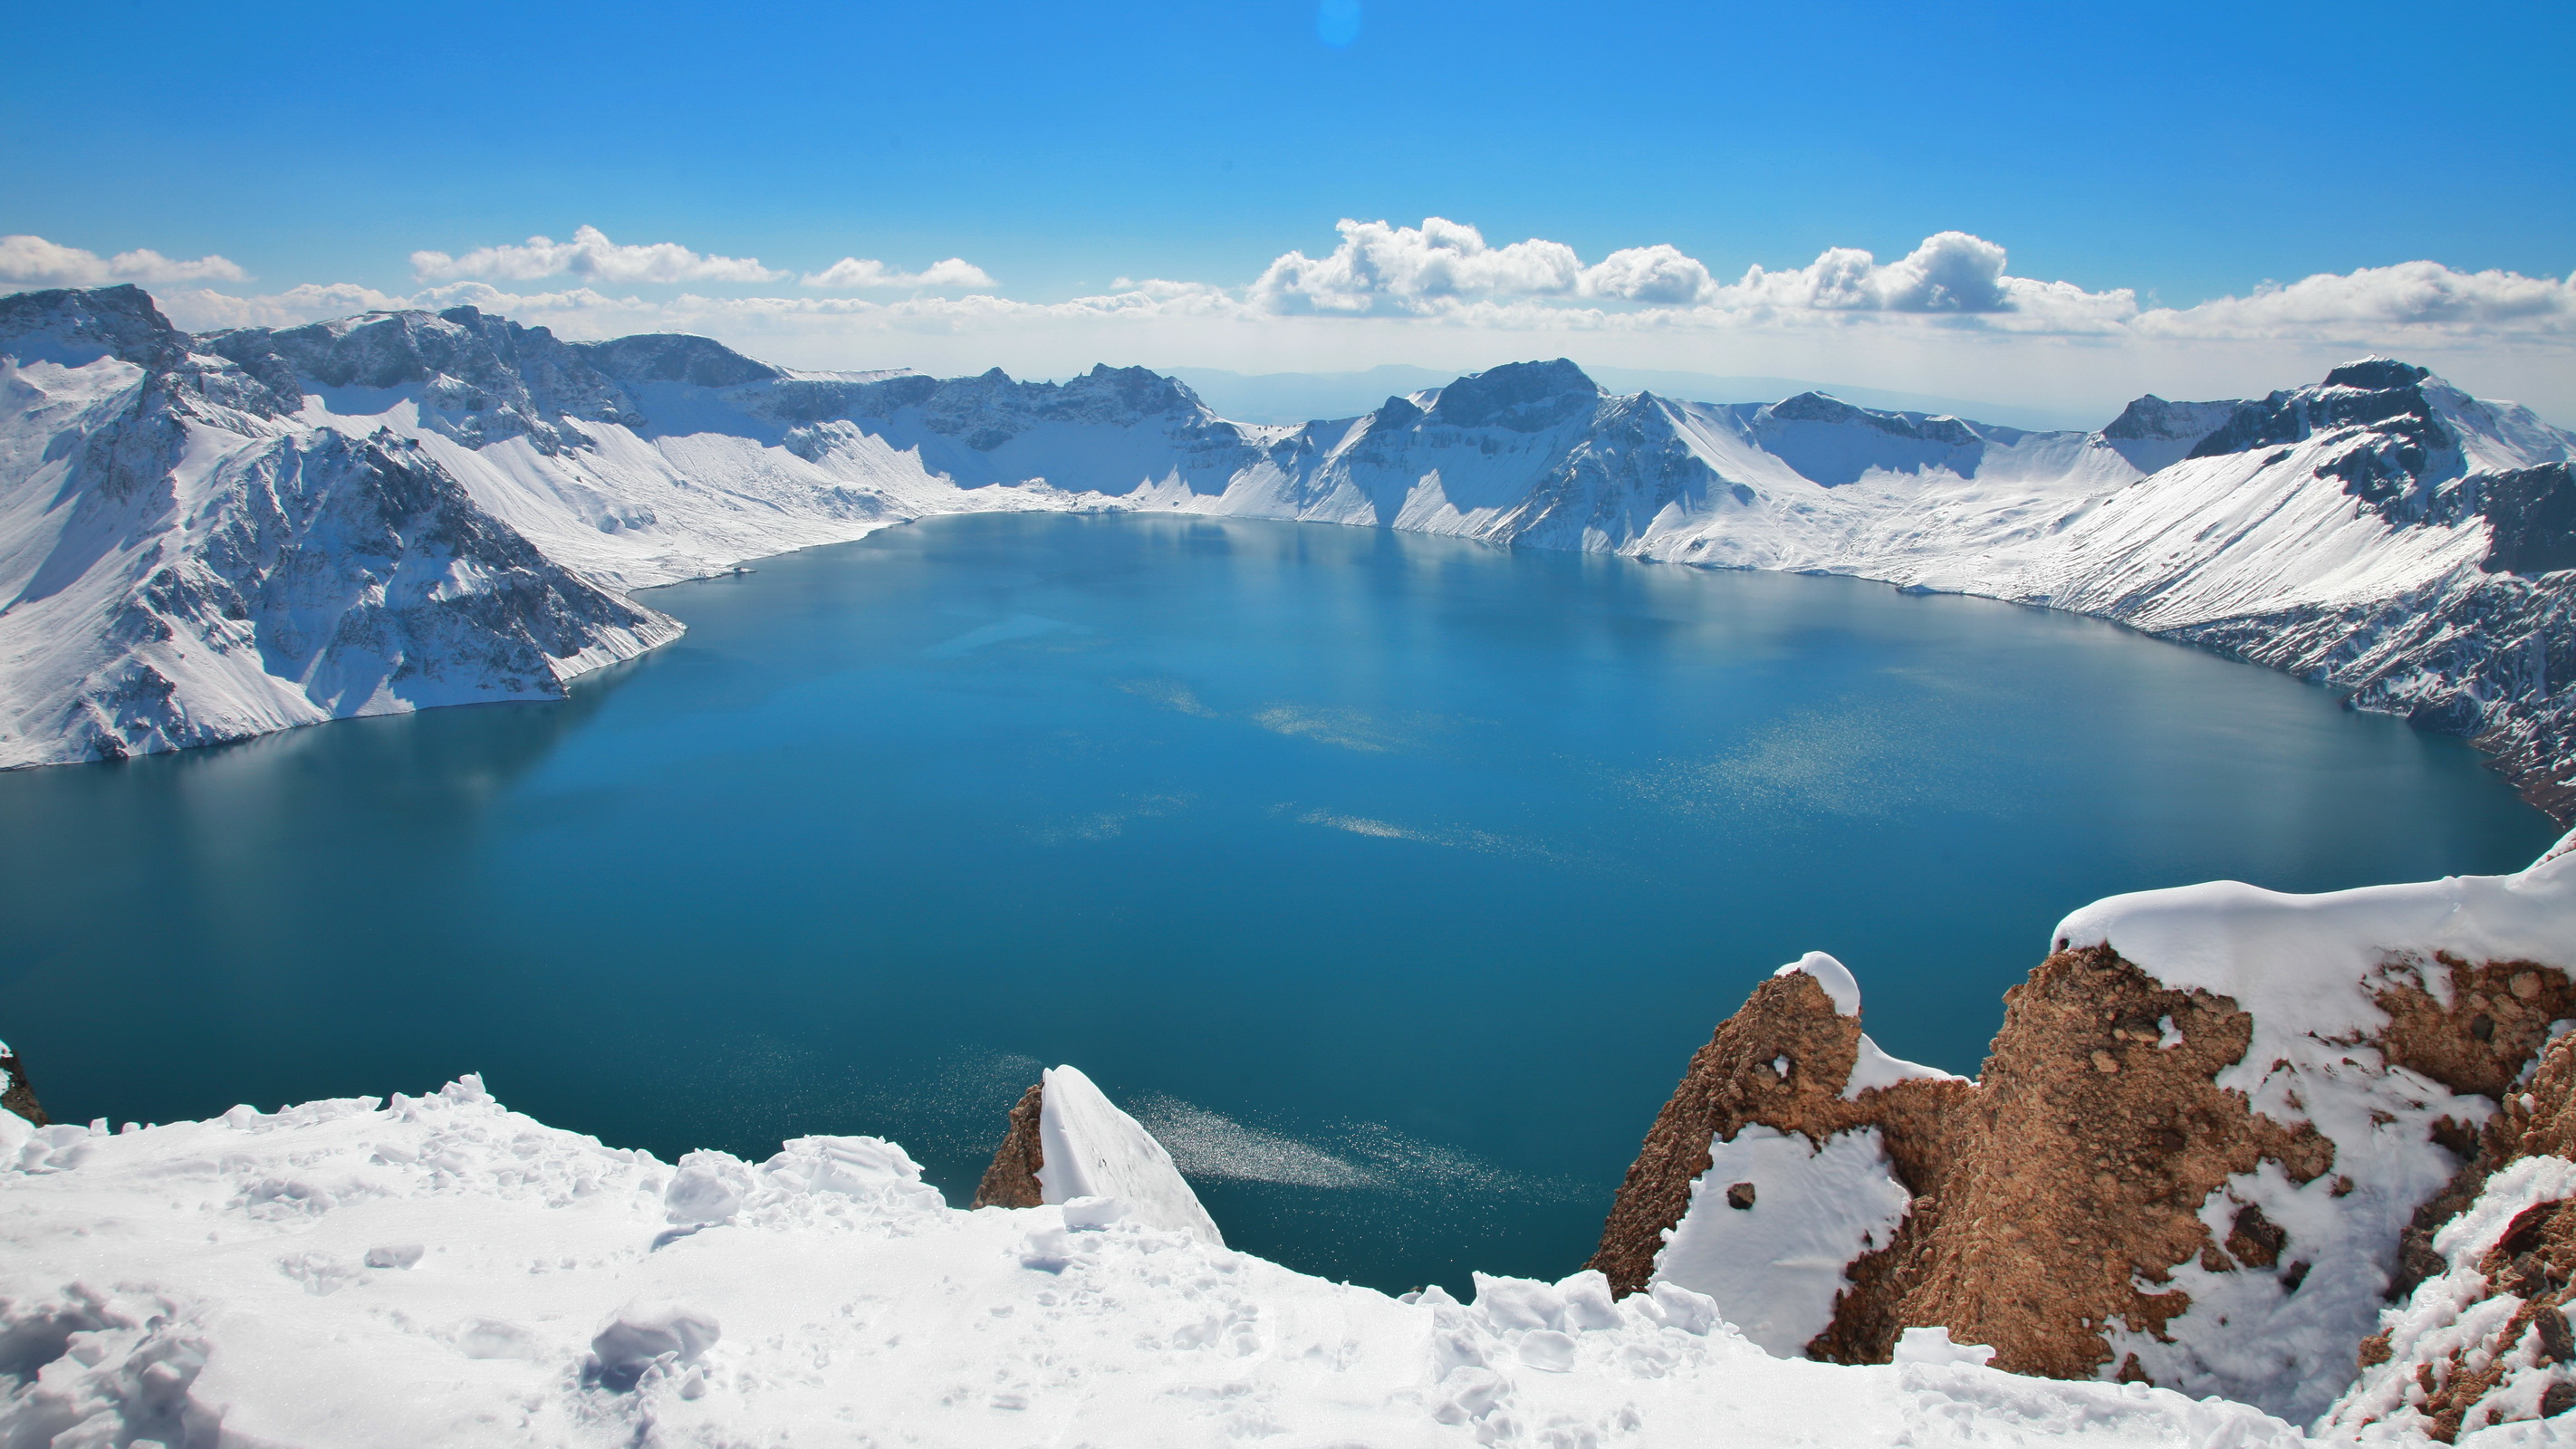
(4, 287, 2571, 820)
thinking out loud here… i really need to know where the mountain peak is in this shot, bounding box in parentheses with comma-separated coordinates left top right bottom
(2187, 358, 2446, 462)
(2322, 357, 2433, 391)
(1759, 390, 1984, 448)
(1425, 359, 1600, 432)
(578, 332, 779, 389)
(0, 283, 187, 369)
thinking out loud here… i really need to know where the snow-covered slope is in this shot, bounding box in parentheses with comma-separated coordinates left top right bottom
(0, 1070, 2317, 1448)
(0, 288, 682, 763)
(6, 286, 2571, 818)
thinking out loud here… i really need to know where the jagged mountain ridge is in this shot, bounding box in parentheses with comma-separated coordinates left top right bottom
(4, 284, 2571, 817)
(0, 288, 678, 763)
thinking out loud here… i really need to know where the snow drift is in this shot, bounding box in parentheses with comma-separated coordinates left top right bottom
(0, 1068, 2313, 1448)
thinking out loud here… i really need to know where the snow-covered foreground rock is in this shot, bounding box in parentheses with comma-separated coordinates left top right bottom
(5, 285, 2572, 818)
(0, 1076, 2314, 1449)
(1593, 836, 2576, 1430)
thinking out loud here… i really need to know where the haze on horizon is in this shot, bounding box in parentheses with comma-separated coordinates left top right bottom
(3, 0, 2571, 422)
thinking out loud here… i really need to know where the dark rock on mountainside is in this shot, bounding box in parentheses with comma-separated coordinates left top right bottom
(2475, 465, 2576, 577)
(578, 331, 783, 389)
(0, 285, 189, 372)
(916, 365, 1213, 450)
(2098, 394, 2242, 472)
(2189, 360, 2446, 464)
(207, 305, 649, 451)
(1766, 390, 1983, 446)
(972, 1082, 1046, 1209)
(0, 1041, 45, 1128)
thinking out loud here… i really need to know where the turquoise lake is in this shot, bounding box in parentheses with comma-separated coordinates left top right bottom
(0, 513, 2559, 1291)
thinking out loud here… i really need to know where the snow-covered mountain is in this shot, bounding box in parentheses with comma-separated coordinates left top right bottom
(5, 285, 2571, 818)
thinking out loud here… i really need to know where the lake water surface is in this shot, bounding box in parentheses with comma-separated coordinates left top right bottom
(1, 513, 2558, 1291)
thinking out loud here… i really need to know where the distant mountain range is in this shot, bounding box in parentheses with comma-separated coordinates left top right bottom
(1163, 364, 2106, 431)
(4, 284, 2571, 819)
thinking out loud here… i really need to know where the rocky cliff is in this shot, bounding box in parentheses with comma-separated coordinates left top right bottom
(2324, 1025, 2576, 1439)
(0, 1040, 44, 1128)
(1593, 837, 2576, 1425)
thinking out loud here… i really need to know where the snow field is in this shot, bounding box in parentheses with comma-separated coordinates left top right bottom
(0, 1072, 2319, 1448)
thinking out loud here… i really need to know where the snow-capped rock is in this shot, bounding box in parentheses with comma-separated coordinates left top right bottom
(1592, 839, 2576, 1426)
(967, 1064, 1226, 1248)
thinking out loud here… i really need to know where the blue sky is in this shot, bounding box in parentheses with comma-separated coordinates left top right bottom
(5, 0, 2572, 417)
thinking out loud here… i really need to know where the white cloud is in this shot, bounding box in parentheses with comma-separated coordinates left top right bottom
(1110, 277, 1232, 302)
(1578, 245, 1716, 304)
(1716, 232, 2018, 312)
(801, 255, 997, 291)
(1250, 218, 1584, 314)
(1235, 220, 2155, 331)
(157, 283, 411, 331)
(2138, 260, 2576, 341)
(0, 235, 250, 287)
(110, 218, 2576, 424)
(410, 225, 783, 284)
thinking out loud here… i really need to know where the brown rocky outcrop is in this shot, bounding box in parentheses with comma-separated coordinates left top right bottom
(1593, 941, 2576, 1396)
(1895, 947, 2340, 1380)
(1586, 968, 1972, 1359)
(1, 1040, 46, 1128)
(971, 1082, 1045, 1208)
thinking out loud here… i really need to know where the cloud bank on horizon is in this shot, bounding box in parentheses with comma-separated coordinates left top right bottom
(5, 219, 2572, 417)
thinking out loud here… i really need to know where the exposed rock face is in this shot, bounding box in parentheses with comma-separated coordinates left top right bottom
(972, 1082, 1045, 1209)
(2098, 394, 2240, 472)
(1585, 965, 1974, 1359)
(1597, 850, 2576, 1423)
(0, 1041, 45, 1127)
(1893, 947, 2346, 1382)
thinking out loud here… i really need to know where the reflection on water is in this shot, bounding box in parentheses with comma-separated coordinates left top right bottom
(0, 512, 2556, 1292)
(1634, 696, 2008, 819)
